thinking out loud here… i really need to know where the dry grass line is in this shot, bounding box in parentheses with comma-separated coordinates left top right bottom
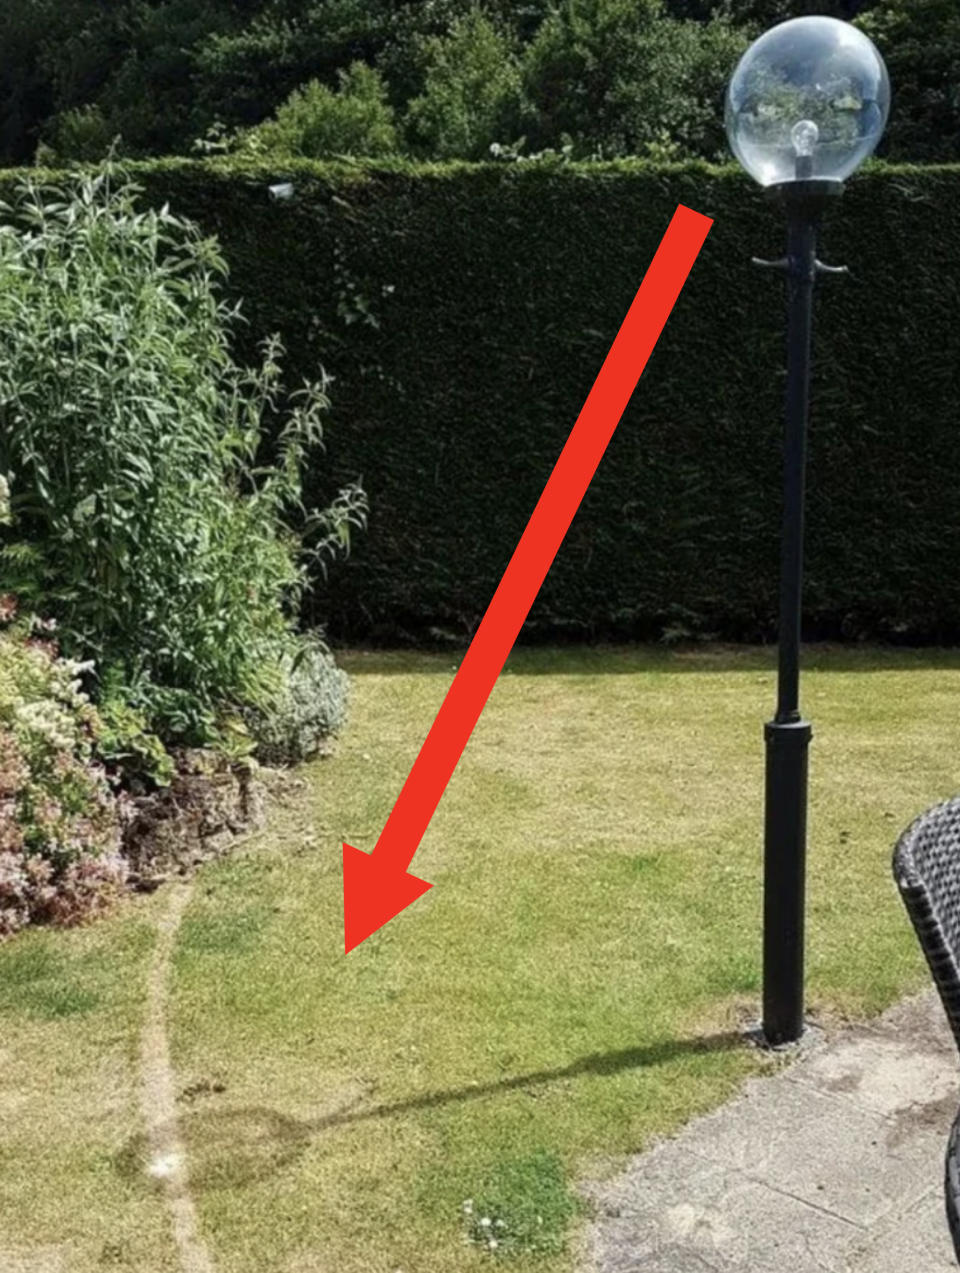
(140, 880, 216, 1273)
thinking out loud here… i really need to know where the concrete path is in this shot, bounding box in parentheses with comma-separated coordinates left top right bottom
(580, 992, 960, 1272)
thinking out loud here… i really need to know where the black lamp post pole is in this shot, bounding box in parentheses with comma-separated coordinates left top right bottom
(756, 179, 845, 1047)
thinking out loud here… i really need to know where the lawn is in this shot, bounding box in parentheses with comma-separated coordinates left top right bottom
(1, 644, 956, 1272)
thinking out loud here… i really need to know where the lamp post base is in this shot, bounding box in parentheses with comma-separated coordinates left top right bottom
(762, 717, 812, 1047)
(745, 1015, 824, 1055)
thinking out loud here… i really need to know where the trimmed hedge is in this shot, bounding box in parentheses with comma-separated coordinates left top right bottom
(4, 155, 960, 644)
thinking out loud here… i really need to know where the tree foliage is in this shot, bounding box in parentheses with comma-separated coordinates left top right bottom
(523, 0, 748, 159)
(0, 0, 948, 176)
(404, 10, 526, 160)
(856, 0, 960, 163)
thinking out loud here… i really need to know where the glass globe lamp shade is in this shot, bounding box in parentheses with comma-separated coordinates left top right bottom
(725, 16, 889, 188)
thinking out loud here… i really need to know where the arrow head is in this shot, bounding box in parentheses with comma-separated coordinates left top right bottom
(342, 843, 433, 953)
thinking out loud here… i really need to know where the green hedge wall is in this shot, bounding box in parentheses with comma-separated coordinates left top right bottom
(5, 155, 960, 644)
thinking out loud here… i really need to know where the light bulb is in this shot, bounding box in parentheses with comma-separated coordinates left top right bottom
(790, 119, 820, 158)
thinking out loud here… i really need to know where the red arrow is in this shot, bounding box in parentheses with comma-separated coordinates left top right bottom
(343, 204, 713, 952)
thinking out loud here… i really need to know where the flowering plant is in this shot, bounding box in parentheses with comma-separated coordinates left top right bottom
(0, 612, 126, 936)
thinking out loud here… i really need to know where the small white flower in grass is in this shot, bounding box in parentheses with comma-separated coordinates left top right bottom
(488, 1239, 499, 1251)
(480, 1216, 492, 1229)
(462, 1199, 474, 1215)
(147, 1152, 180, 1179)
(495, 1219, 505, 1228)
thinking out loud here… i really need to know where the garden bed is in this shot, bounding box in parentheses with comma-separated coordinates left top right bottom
(120, 749, 267, 891)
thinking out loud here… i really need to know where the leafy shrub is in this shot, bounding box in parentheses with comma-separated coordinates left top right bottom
(0, 849, 128, 937)
(521, 0, 748, 159)
(95, 690, 175, 792)
(0, 165, 366, 745)
(404, 10, 527, 160)
(247, 62, 398, 158)
(0, 613, 126, 937)
(36, 104, 118, 165)
(240, 635, 348, 767)
(191, 2, 404, 140)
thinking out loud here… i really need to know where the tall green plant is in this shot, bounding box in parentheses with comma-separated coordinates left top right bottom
(0, 165, 366, 742)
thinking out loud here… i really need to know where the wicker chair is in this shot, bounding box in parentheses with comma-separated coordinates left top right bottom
(892, 795, 960, 1264)
(948, 1112, 960, 1266)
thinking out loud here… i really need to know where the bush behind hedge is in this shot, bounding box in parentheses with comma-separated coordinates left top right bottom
(5, 155, 959, 645)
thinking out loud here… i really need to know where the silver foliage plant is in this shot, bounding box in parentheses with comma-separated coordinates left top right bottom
(242, 634, 350, 767)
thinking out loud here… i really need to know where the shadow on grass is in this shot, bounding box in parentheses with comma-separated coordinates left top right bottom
(115, 1030, 745, 1192)
(339, 645, 960, 678)
(115, 1105, 310, 1192)
(313, 1029, 746, 1130)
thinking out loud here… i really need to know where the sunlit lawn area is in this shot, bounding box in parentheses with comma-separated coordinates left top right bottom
(2, 644, 957, 1271)
(0, 891, 180, 1271)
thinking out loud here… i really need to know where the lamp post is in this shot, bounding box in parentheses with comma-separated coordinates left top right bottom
(725, 17, 889, 1046)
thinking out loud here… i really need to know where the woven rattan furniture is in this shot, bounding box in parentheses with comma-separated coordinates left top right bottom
(947, 1110, 960, 1265)
(893, 795, 960, 1264)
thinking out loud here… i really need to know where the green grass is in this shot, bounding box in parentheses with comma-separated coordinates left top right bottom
(0, 897, 180, 1272)
(458, 1149, 581, 1257)
(1, 644, 956, 1271)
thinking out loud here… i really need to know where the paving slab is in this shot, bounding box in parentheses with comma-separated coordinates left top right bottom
(579, 991, 960, 1273)
(688, 1069, 939, 1227)
(847, 1189, 955, 1273)
(583, 1151, 859, 1273)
